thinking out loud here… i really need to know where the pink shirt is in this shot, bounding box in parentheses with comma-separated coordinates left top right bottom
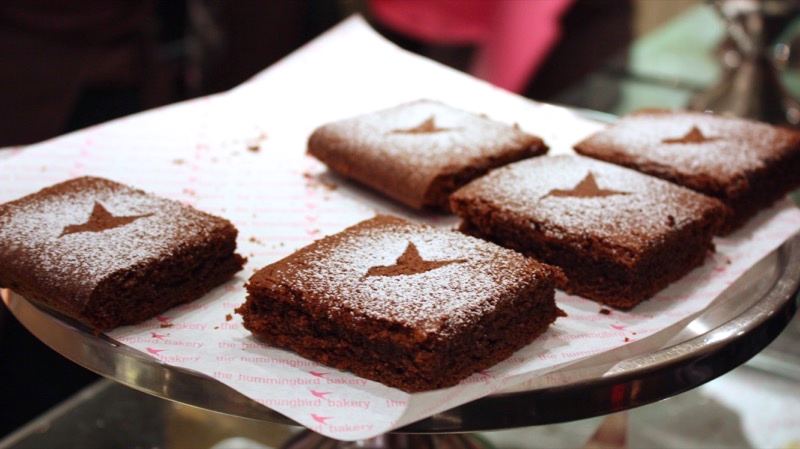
(369, 0, 574, 93)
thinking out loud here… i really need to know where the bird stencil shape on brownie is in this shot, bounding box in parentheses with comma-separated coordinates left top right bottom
(545, 172, 628, 199)
(364, 242, 466, 278)
(60, 201, 152, 237)
(389, 116, 456, 135)
(662, 126, 717, 144)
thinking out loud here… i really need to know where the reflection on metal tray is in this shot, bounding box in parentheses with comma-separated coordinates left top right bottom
(748, 308, 800, 382)
(2, 230, 798, 434)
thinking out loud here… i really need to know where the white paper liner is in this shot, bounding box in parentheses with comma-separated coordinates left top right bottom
(1, 16, 798, 441)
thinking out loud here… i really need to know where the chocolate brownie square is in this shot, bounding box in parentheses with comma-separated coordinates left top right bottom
(237, 215, 564, 392)
(307, 99, 548, 211)
(450, 155, 727, 309)
(0, 176, 246, 332)
(574, 109, 800, 233)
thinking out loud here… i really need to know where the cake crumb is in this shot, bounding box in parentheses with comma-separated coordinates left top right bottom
(246, 131, 268, 152)
(225, 314, 232, 321)
(160, 323, 174, 329)
(599, 308, 611, 315)
(319, 177, 338, 191)
(302, 172, 338, 191)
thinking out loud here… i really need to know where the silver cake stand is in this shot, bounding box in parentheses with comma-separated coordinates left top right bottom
(3, 231, 799, 448)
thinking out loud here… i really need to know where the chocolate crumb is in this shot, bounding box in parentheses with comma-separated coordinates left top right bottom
(599, 308, 611, 315)
(302, 172, 338, 191)
(246, 131, 268, 152)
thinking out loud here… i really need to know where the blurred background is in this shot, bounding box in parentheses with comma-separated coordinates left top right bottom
(0, 0, 703, 149)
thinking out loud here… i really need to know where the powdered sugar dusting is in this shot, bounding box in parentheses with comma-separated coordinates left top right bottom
(312, 100, 539, 206)
(0, 177, 230, 306)
(267, 217, 546, 337)
(328, 100, 531, 167)
(580, 110, 800, 182)
(455, 155, 723, 248)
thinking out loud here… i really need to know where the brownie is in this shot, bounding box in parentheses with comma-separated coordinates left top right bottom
(307, 99, 548, 211)
(574, 109, 800, 233)
(237, 215, 564, 392)
(0, 176, 246, 332)
(450, 155, 727, 309)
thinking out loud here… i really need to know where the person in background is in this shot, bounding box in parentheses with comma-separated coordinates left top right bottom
(0, 0, 168, 148)
(368, 0, 574, 94)
(367, 0, 633, 102)
(0, 0, 341, 149)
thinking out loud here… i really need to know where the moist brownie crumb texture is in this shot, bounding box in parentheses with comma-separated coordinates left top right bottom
(0, 176, 245, 331)
(450, 155, 726, 308)
(574, 109, 800, 233)
(307, 99, 548, 211)
(238, 215, 564, 392)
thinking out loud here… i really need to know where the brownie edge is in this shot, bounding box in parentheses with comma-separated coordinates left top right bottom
(237, 215, 564, 392)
